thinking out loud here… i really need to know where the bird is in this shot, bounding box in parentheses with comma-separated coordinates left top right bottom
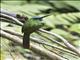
(22, 15, 49, 49)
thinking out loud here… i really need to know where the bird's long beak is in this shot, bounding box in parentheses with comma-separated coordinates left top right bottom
(40, 15, 50, 19)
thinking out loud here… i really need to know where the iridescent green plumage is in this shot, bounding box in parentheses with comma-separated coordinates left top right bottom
(22, 15, 49, 48)
(22, 18, 43, 34)
(22, 17, 44, 48)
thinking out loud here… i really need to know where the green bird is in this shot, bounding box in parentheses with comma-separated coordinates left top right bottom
(22, 15, 49, 49)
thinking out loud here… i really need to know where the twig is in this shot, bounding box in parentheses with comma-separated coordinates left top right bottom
(0, 17, 20, 26)
(0, 30, 68, 60)
(1, 39, 16, 60)
(0, 27, 78, 57)
(1, 9, 80, 56)
(0, 8, 17, 18)
(36, 31, 67, 48)
(39, 29, 80, 56)
(0, 13, 23, 26)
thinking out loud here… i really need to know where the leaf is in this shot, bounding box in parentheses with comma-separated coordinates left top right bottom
(69, 24, 80, 33)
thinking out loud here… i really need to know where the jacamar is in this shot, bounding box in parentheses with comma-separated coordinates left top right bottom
(22, 15, 49, 49)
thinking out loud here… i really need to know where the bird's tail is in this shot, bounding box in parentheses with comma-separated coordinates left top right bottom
(23, 33, 30, 49)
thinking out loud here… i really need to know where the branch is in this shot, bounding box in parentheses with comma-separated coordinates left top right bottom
(0, 27, 78, 57)
(1, 9, 80, 56)
(39, 29, 80, 56)
(0, 13, 23, 26)
(0, 30, 68, 60)
(0, 8, 28, 23)
(36, 31, 67, 48)
(0, 8, 17, 18)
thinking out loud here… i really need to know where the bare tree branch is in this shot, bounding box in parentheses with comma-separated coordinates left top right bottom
(0, 30, 68, 60)
(1, 9, 80, 57)
(39, 29, 80, 56)
(0, 27, 78, 57)
(0, 13, 23, 26)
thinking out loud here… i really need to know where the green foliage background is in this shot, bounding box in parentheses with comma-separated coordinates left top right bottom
(0, 0, 80, 60)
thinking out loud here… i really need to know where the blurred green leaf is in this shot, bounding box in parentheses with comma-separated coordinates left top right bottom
(69, 24, 80, 33)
